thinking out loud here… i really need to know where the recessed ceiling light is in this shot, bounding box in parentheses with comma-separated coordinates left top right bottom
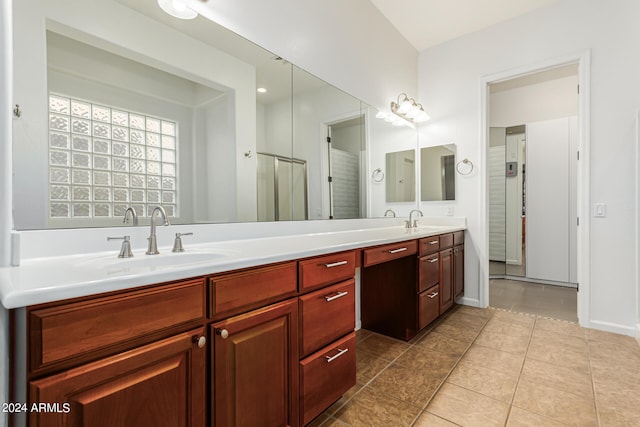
(257, 88, 267, 93)
(157, 0, 198, 20)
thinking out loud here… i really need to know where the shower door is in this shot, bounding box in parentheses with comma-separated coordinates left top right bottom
(257, 153, 308, 221)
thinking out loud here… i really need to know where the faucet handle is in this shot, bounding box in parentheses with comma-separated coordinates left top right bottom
(107, 235, 134, 258)
(172, 232, 194, 253)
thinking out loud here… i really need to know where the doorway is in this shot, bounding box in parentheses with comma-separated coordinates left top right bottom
(483, 59, 587, 323)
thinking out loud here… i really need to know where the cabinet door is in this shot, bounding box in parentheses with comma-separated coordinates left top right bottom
(212, 298, 298, 427)
(29, 327, 207, 427)
(439, 248, 454, 312)
(454, 245, 465, 299)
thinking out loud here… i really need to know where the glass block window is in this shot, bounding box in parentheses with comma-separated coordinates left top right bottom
(48, 94, 178, 220)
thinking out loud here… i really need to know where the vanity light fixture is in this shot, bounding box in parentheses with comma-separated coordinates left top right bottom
(158, 0, 198, 20)
(390, 93, 430, 124)
(375, 110, 415, 128)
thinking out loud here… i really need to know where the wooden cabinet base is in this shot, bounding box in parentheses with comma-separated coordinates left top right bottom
(299, 333, 356, 426)
(28, 327, 206, 427)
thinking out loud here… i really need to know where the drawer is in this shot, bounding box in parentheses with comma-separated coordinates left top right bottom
(363, 240, 417, 267)
(453, 230, 465, 246)
(300, 332, 356, 426)
(419, 285, 440, 330)
(29, 279, 205, 372)
(440, 233, 454, 249)
(298, 251, 356, 292)
(209, 262, 297, 319)
(418, 253, 439, 293)
(299, 279, 355, 357)
(419, 236, 440, 256)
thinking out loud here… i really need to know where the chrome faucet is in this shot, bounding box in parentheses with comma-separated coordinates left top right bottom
(406, 209, 423, 228)
(146, 206, 170, 255)
(384, 209, 396, 218)
(123, 207, 138, 226)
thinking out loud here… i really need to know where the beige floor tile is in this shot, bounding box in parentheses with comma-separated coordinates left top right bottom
(447, 360, 519, 402)
(484, 317, 534, 338)
(414, 331, 470, 358)
(586, 327, 640, 348)
(461, 344, 525, 376)
(588, 339, 640, 371)
(475, 329, 530, 355)
(506, 406, 569, 427)
(490, 309, 537, 327)
(326, 382, 364, 414)
(306, 413, 332, 427)
(333, 387, 421, 427)
(442, 311, 489, 332)
(394, 346, 459, 378)
(356, 332, 409, 361)
(525, 340, 590, 374)
(367, 362, 442, 408)
(590, 363, 640, 394)
(454, 305, 494, 320)
(427, 382, 510, 427)
(355, 328, 373, 343)
(413, 412, 458, 427)
(594, 383, 640, 415)
(520, 358, 593, 398)
(432, 320, 481, 342)
(530, 327, 588, 353)
(321, 419, 352, 427)
(355, 350, 390, 384)
(533, 318, 585, 338)
(513, 379, 597, 426)
(597, 407, 640, 427)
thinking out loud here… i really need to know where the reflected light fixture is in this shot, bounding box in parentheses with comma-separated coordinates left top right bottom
(257, 87, 267, 93)
(390, 93, 430, 124)
(158, 0, 198, 20)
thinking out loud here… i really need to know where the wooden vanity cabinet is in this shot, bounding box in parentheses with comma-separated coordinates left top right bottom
(211, 298, 298, 427)
(26, 279, 208, 427)
(453, 231, 465, 300)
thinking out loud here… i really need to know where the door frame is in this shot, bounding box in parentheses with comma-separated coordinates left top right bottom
(479, 50, 591, 326)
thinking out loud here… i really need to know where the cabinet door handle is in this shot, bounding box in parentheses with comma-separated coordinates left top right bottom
(324, 260, 348, 268)
(428, 292, 439, 299)
(192, 335, 207, 348)
(427, 240, 438, 245)
(428, 258, 439, 263)
(325, 348, 349, 363)
(216, 328, 229, 339)
(388, 247, 407, 254)
(324, 291, 349, 302)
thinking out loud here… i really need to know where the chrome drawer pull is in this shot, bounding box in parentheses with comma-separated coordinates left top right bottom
(428, 258, 438, 263)
(428, 292, 439, 299)
(324, 260, 348, 268)
(325, 291, 349, 302)
(388, 247, 407, 254)
(325, 348, 349, 363)
(427, 240, 438, 245)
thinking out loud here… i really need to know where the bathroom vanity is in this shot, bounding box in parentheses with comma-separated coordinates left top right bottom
(2, 222, 464, 426)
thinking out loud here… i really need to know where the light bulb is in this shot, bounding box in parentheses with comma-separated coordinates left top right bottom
(397, 99, 413, 114)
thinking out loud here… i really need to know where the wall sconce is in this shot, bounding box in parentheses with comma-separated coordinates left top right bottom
(158, 0, 198, 20)
(390, 93, 430, 124)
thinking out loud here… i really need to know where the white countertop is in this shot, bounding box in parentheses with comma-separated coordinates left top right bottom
(0, 223, 465, 309)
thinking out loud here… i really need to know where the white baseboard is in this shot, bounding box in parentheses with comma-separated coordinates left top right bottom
(456, 297, 482, 308)
(636, 323, 640, 344)
(587, 319, 637, 337)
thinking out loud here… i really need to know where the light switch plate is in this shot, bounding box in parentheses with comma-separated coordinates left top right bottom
(594, 203, 607, 217)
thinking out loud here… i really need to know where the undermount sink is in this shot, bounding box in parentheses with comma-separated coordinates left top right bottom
(79, 248, 236, 270)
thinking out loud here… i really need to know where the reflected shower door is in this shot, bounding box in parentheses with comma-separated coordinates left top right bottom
(257, 153, 308, 221)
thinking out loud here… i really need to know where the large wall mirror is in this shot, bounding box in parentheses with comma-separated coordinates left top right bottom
(12, 0, 369, 229)
(420, 145, 456, 201)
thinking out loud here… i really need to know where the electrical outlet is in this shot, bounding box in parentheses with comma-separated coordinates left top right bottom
(446, 206, 454, 216)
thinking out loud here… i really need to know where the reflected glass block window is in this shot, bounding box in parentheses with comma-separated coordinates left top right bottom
(48, 94, 177, 219)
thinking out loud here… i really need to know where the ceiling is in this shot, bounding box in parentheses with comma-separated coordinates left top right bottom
(369, 0, 561, 51)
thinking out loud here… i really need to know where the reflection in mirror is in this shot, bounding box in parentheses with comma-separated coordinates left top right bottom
(420, 145, 456, 201)
(13, 0, 371, 229)
(385, 150, 415, 203)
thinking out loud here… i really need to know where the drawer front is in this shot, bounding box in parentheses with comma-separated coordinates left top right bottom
(419, 236, 440, 256)
(440, 233, 454, 249)
(300, 332, 356, 426)
(299, 251, 356, 292)
(299, 279, 355, 357)
(363, 240, 418, 267)
(209, 262, 297, 319)
(453, 230, 465, 246)
(29, 279, 205, 372)
(419, 285, 440, 330)
(418, 253, 440, 293)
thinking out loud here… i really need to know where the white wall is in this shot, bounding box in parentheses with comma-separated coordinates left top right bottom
(418, 0, 640, 334)
(189, 0, 418, 112)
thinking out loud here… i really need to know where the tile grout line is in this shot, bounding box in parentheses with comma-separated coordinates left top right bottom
(585, 335, 602, 427)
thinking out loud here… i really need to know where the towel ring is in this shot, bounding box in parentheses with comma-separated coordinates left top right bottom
(456, 158, 474, 175)
(372, 168, 385, 182)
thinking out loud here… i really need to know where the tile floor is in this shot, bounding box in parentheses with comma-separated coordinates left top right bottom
(308, 305, 640, 427)
(490, 278, 578, 322)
